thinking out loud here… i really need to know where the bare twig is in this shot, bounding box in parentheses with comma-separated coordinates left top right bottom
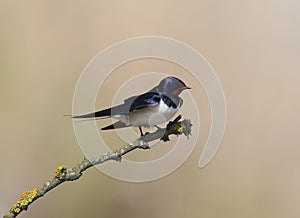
(3, 115, 192, 218)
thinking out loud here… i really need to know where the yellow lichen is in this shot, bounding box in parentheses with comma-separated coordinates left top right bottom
(11, 204, 21, 214)
(174, 122, 184, 133)
(17, 188, 37, 206)
(9, 189, 37, 214)
(55, 165, 66, 178)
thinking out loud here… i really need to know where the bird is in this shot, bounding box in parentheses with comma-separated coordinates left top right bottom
(72, 76, 191, 135)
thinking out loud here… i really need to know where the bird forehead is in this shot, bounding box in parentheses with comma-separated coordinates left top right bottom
(167, 76, 187, 87)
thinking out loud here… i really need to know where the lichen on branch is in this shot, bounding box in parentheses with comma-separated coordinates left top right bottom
(3, 115, 192, 218)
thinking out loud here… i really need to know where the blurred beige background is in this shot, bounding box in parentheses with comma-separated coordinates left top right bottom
(1, 0, 299, 217)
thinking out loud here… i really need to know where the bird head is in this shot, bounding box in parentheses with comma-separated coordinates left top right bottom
(156, 76, 191, 96)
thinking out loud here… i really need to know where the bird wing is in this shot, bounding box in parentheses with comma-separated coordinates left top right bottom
(71, 95, 140, 119)
(72, 92, 161, 119)
(129, 92, 160, 111)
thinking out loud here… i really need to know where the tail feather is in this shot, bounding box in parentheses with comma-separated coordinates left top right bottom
(72, 108, 111, 119)
(101, 121, 131, 130)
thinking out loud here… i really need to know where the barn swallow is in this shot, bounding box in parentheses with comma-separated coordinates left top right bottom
(72, 76, 191, 135)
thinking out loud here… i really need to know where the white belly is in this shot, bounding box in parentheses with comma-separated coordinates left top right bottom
(129, 101, 178, 127)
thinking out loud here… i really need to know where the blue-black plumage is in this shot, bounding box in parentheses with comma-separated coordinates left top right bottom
(72, 76, 191, 135)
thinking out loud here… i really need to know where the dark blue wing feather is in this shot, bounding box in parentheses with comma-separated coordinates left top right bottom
(129, 92, 160, 111)
(72, 95, 139, 118)
(72, 93, 160, 118)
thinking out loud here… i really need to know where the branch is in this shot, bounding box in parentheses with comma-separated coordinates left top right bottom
(3, 115, 192, 218)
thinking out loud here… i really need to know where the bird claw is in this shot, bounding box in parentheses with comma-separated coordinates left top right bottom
(112, 154, 122, 162)
(161, 135, 170, 142)
(138, 141, 150, 149)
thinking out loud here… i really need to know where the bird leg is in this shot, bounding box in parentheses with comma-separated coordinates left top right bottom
(139, 127, 144, 136)
(139, 127, 150, 136)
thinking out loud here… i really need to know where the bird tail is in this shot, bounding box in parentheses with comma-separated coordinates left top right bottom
(101, 121, 131, 130)
(72, 108, 111, 119)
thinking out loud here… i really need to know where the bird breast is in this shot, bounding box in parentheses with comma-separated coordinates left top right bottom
(129, 100, 179, 127)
